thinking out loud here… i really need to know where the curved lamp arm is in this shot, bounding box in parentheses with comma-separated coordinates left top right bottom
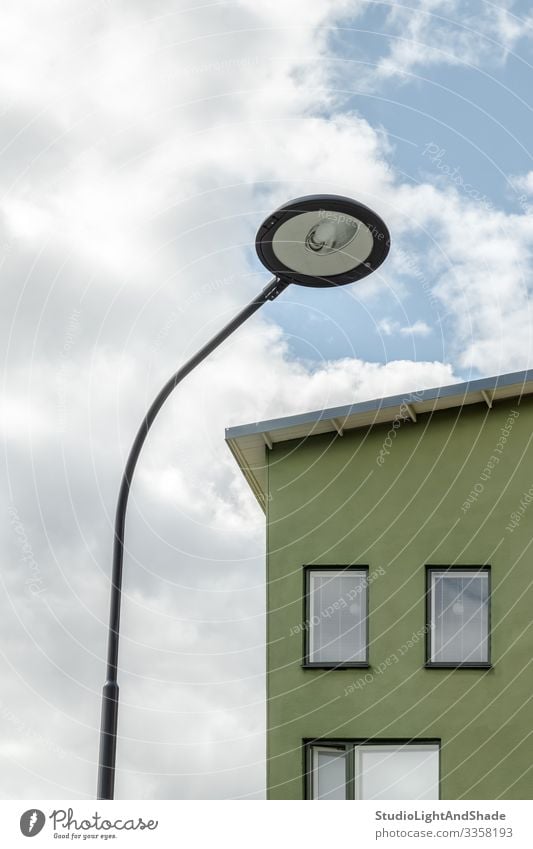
(97, 276, 288, 799)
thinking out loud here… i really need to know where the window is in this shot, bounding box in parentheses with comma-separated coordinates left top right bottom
(304, 567, 368, 667)
(311, 747, 348, 800)
(309, 741, 440, 800)
(427, 567, 490, 667)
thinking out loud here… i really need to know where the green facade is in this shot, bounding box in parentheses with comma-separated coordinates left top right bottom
(265, 396, 533, 799)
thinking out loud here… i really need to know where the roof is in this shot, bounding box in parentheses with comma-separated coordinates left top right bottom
(225, 369, 533, 512)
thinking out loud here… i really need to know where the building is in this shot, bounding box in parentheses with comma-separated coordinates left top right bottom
(226, 370, 533, 800)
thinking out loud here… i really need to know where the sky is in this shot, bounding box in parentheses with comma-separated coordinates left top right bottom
(1, 0, 533, 799)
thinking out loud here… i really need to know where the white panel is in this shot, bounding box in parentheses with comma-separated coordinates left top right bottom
(359, 745, 439, 800)
(313, 749, 347, 800)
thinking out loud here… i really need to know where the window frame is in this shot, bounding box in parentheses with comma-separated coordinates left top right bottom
(305, 738, 441, 800)
(310, 745, 349, 800)
(425, 565, 492, 669)
(303, 565, 370, 669)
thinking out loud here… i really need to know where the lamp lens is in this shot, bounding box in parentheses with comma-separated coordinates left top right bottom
(304, 216, 358, 255)
(269, 208, 375, 279)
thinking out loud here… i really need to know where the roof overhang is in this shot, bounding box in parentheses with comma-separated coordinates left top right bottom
(225, 370, 533, 512)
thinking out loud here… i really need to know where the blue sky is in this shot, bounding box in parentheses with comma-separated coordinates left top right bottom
(267, 1, 533, 373)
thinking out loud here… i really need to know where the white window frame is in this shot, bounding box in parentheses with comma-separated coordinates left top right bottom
(427, 567, 490, 667)
(305, 567, 369, 667)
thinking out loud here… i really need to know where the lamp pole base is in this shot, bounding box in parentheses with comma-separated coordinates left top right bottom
(97, 681, 119, 800)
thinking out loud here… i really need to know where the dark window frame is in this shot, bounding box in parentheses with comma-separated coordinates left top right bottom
(304, 737, 441, 800)
(302, 565, 370, 669)
(425, 565, 492, 669)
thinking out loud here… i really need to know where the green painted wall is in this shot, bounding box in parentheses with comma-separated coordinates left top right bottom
(266, 396, 533, 799)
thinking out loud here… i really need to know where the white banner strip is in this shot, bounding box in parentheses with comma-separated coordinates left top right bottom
(3, 800, 531, 848)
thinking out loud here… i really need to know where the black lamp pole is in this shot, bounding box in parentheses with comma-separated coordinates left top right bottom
(97, 276, 287, 800)
(96, 193, 390, 800)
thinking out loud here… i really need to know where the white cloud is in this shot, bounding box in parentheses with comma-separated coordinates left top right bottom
(378, 318, 432, 337)
(402, 320, 432, 336)
(367, 0, 533, 82)
(393, 182, 533, 373)
(511, 171, 533, 196)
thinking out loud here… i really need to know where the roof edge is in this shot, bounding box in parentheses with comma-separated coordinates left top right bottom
(225, 369, 533, 441)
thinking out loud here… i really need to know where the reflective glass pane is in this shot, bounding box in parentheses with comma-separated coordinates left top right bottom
(314, 749, 347, 799)
(309, 571, 367, 663)
(431, 571, 488, 663)
(359, 745, 439, 800)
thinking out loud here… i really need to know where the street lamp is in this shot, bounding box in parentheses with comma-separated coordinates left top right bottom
(97, 194, 390, 800)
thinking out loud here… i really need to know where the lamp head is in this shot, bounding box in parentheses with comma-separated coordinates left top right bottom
(255, 194, 390, 288)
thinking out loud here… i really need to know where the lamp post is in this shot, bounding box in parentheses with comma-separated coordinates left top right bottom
(97, 194, 390, 799)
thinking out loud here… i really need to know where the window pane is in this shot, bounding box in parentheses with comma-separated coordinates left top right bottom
(313, 749, 347, 799)
(431, 571, 489, 663)
(359, 745, 439, 800)
(309, 571, 367, 663)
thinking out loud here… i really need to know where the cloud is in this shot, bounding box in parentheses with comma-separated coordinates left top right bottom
(378, 318, 432, 337)
(394, 183, 533, 373)
(367, 0, 533, 82)
(511, 171, 533, 197)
